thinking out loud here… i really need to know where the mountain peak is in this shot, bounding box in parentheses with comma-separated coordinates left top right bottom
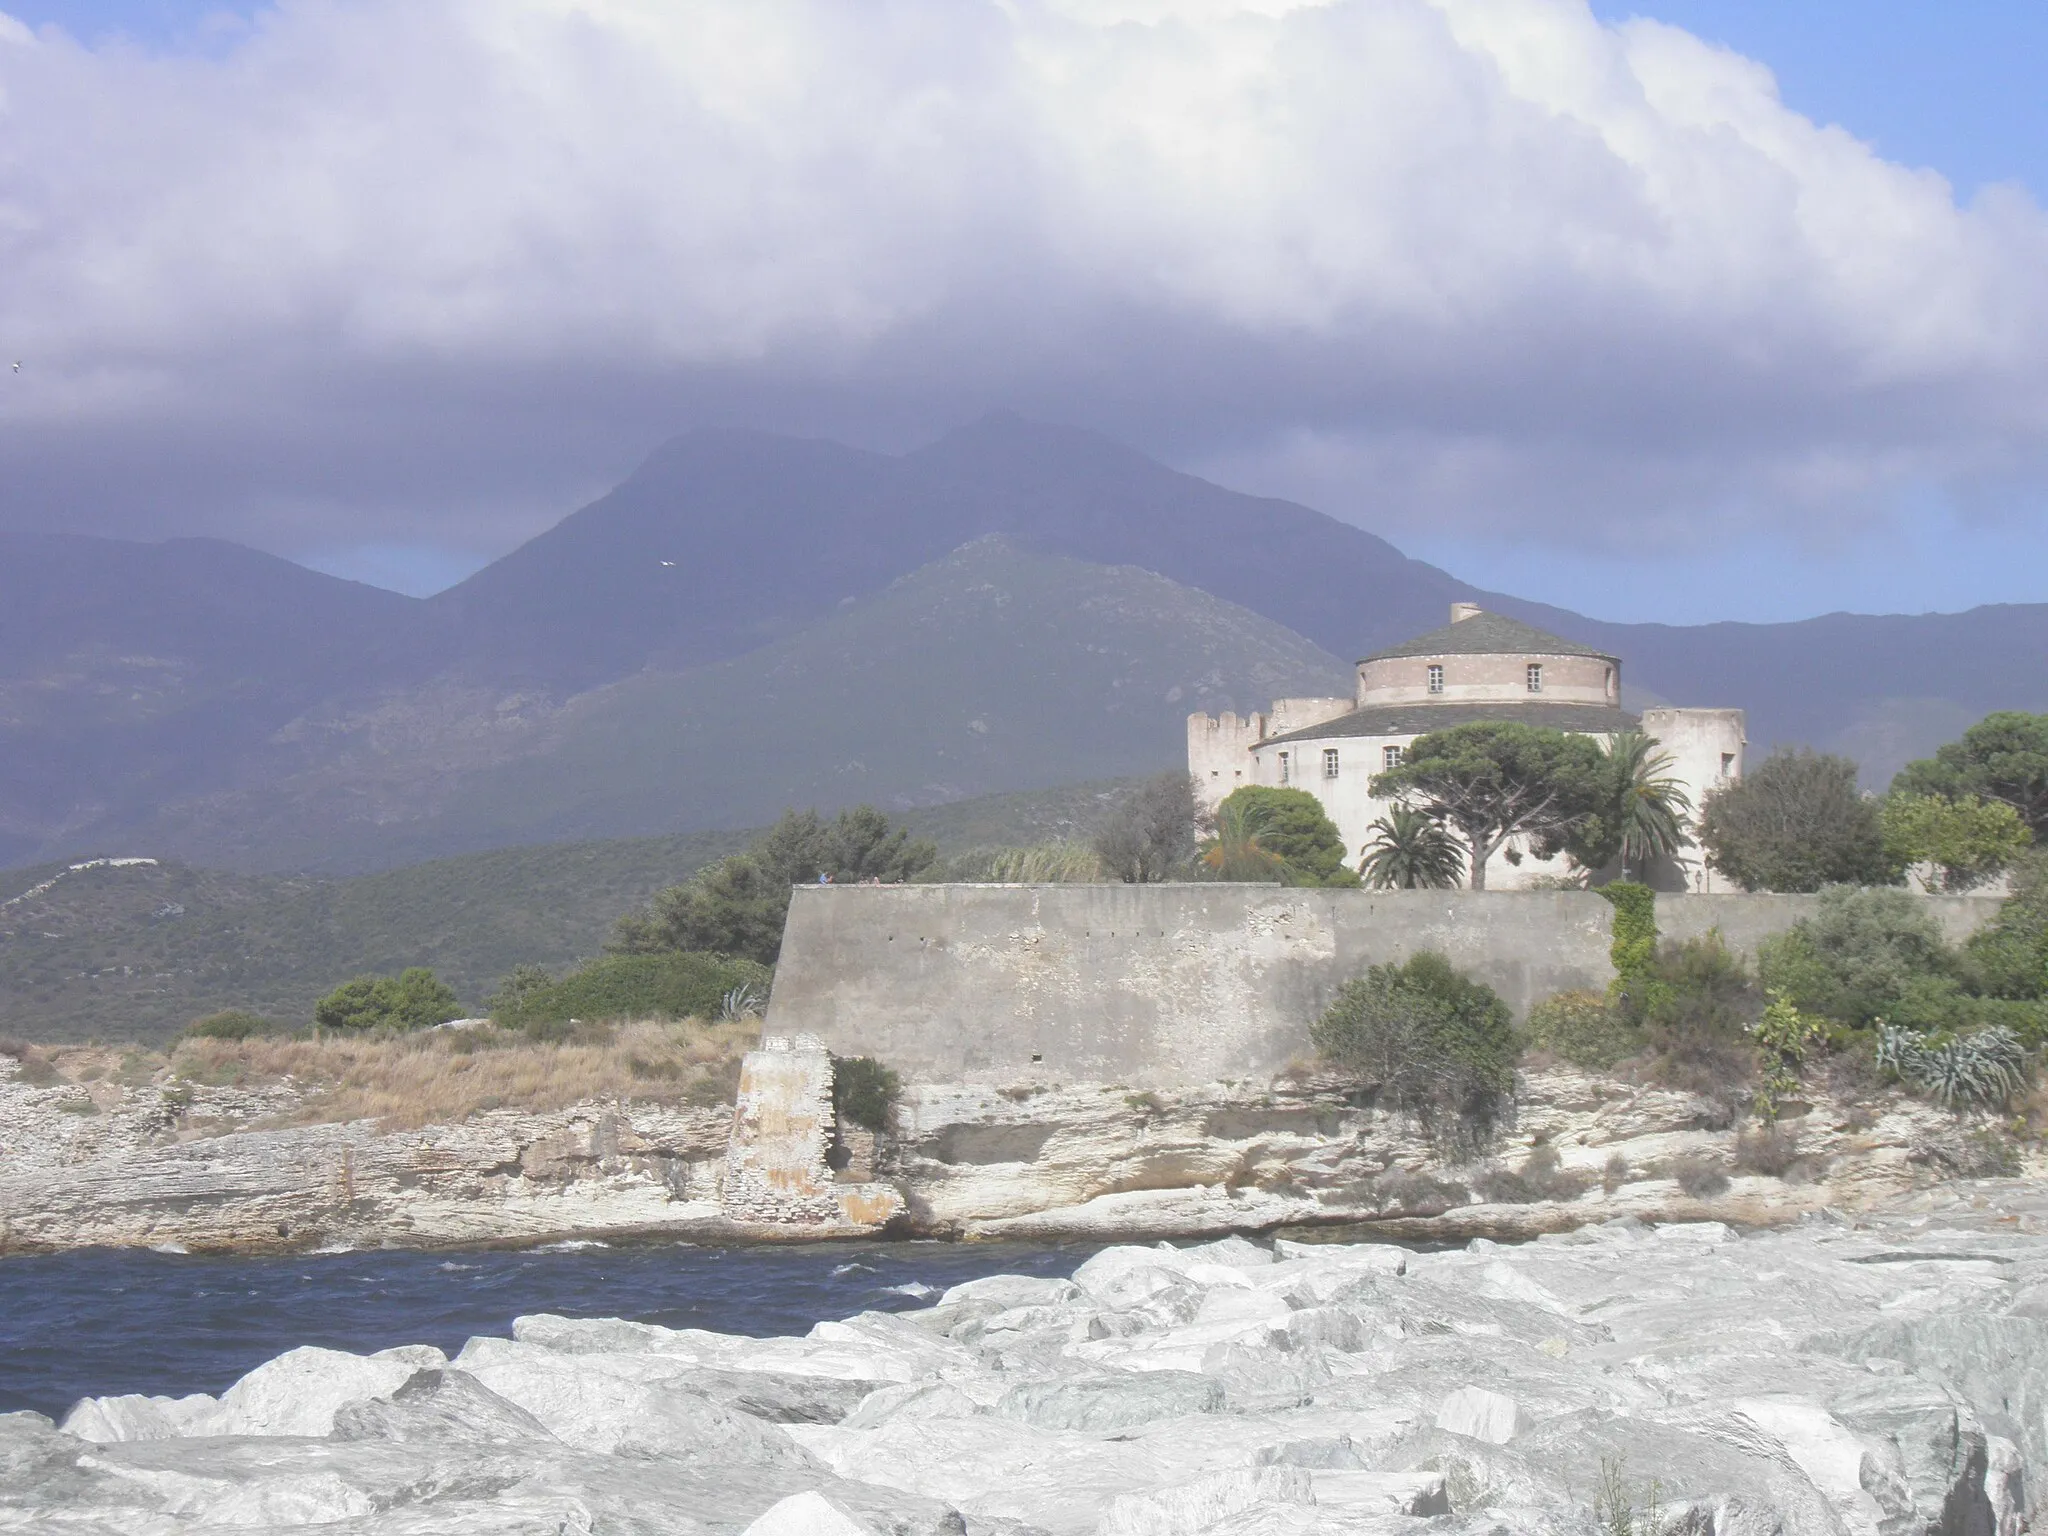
(911, 411, 1163, 483)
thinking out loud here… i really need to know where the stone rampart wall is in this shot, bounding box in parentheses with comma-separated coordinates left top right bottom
(765, 885, 2005, 1088)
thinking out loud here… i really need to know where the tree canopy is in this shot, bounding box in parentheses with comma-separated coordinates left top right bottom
(1892, 712, 2048, 839)
(1565, 730, 1693, 881)
(611, 806, 937, 965)
(1696, 749, 1893, 893)
(313, 967, 462, 1032)
(1200, 786, 1357, 886)
(1358, 805, 1465, 890)
(1370, 722, 1608, 889)
(1094, 771, 1202, 883)
(1880, 792, 2031, 893)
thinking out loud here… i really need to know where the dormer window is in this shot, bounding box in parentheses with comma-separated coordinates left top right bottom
(1526, 663, 1543, 693)
(1426, 664, 1444, 695)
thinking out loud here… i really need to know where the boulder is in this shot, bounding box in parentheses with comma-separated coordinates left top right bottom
(1098, 1466, 1311, 1536)
(937, 1274, 1079, 1309)
(330, 1368, 559, 1445)
(994, 1371, 1225, 1433)
(1434, 1387, 1523, 1445)
(59, 1393, 215, 1444)
(195, 1347, 423, 1437)
(457, 1350, 823, 1469)
(742, 1488, 876, 1536)
(669, 1366, 887, 1424)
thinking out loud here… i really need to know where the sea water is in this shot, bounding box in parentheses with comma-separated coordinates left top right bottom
(0, 1239, 1095, 1418)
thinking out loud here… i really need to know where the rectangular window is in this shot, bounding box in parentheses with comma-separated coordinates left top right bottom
(1426, 664, 1444, 694)
(1382, 744, 1403, 769)
(1323, 748, 1340, 778)
(1278, 751, 1290, 784)
(1526, 663, 1543, 693)
(1720, 752, 1735, 777)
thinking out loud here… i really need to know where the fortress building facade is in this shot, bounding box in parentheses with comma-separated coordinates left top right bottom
(1187, 604, 1747, 891)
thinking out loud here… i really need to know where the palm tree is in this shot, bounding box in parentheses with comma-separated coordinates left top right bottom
(1605, 731, 1693, 880)
(1358, 804, 1467, 889)
(1199, 796, 1288, 882)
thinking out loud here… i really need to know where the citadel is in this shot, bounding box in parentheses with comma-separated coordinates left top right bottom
(1188, 603, 1747, 890)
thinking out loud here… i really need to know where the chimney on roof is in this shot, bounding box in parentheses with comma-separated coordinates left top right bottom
(1450, 602, 1483, 623)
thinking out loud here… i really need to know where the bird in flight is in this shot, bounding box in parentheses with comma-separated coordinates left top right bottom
(660, 560, 675, 567)
(9, 363, 17, 373)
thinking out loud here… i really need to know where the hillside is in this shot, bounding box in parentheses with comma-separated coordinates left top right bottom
(0, 778, 1143, 1043)
(4, 414, 2046, 872)
(430, 414, 1470, 689)
(0, 534, 440, 868)
(94, 539, 1350, 870)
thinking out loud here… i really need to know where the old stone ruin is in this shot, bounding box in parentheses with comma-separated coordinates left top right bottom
(723, 1033, 902, 1231)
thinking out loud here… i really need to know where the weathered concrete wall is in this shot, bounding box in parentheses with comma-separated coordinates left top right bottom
(767, 885, 2006, 1088)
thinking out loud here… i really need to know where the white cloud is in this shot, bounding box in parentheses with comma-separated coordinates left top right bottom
(0, 0, 2044, 560)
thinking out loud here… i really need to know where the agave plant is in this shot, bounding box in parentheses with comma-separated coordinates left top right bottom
(1875, 1023, 2028, 1108)
(1359, 805, 1466, 889)
(1605, 731, 1694, 881)
(720, 983, 766, 1023)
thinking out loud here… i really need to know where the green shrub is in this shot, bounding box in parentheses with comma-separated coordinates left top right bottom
(1311, 951, 1516, 1121)
(184, 1010, 278, 1041)
(1757, 885, 1953, 1028)
(1526, 991, 1643, 1071)
(495, 952, 771, 1029)
(1963, 850, 2048, 1000)
(1638, 934, 1761, 1107)
(833, 1056, 902, 1131)
(313, 968, 462, 1033)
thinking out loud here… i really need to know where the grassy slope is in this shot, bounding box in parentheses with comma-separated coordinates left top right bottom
(0, 778, 1146, 1044)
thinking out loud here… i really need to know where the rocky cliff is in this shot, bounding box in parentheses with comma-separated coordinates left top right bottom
(3, 1044, 2036, 1255)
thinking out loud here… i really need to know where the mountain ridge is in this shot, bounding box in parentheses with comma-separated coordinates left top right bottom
(2, 414, 2044, 871)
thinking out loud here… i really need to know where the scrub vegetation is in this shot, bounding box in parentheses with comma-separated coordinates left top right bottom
(3, 1019, 761, 1131)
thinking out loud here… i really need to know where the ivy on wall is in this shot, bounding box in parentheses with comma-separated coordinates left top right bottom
(1600, 881, 1658, 1017)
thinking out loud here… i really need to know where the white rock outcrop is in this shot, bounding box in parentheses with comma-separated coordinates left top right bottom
(5, 1049, 2040, 1254)
(11, 1185, 2046, 1534)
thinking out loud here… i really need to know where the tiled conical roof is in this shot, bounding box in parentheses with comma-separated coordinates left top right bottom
(1362, 609, 1614, 663)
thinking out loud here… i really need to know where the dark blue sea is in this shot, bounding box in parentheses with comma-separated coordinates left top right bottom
(0, 1240, 1095, 1419)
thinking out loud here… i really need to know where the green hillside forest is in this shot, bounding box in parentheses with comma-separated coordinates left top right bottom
(0, 778, 1141, 1043)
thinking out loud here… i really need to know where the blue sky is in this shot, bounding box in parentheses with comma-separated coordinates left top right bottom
(8, 1, 2048, 625)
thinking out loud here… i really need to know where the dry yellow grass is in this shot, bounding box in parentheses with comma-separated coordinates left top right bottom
(11, 1020, 758, 1130)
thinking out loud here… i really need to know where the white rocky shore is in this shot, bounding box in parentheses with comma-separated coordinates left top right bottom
(10, 1186, 2047, 1535)
(7, 1035, 2037, 1253)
